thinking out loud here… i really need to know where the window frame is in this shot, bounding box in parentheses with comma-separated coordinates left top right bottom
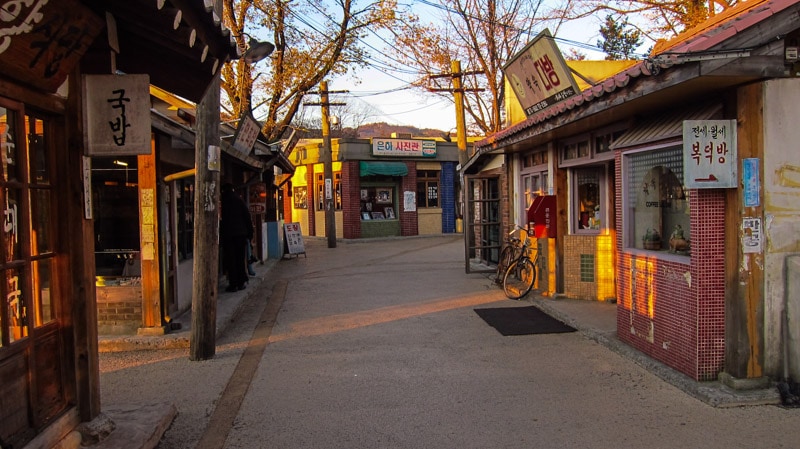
(570, 165, 607, 235)
(621, 141, 691, 258)
(416, 169, 440, 209)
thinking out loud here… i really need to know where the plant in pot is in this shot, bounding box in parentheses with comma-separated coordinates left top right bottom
(643, 228, 661, 250)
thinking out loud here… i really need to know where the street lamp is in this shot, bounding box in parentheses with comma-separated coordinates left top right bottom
(238, 33, 275, 64)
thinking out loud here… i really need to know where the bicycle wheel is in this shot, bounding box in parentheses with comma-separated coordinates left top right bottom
(503, 257, 536, 299)
(495, 245, 515, 284)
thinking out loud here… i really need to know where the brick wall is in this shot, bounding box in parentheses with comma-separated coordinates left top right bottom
(306, 165, 316, 236)
(615, 150, 726, 381)
(342, 161, 361, 239)
(96, 286, 143, 335)
(400, 161, 418, 236)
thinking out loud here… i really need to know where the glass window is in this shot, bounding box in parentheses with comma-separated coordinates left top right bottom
(360, 186, 395, 219)
(574, 168, 602, 232)
(92, 156, 140, 277)
(416, 169, 439, 208)
(316, 172, 342, 211)
(625, 146, 690, 254)
(1, 102, 59, 346)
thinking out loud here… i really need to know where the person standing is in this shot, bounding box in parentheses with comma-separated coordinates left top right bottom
(220, 183, 253, 292)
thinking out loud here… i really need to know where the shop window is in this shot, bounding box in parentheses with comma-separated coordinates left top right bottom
(316, 172, 342, 211)
(624, 145, 690, 254)
(176, 178, 194, 260)
(573, 168, 603, 232)
(360, 186, 396, 219)
(1, 103, 58, 347)
(416, 169, 439, 208)
(92, 156, 140, 280)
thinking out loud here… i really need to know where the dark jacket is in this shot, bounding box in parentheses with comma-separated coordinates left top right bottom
(220, 188, 253, 241)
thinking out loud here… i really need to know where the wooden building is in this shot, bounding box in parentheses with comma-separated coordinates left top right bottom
(469, 0, 800, 383)
(0, 1, 241, 447)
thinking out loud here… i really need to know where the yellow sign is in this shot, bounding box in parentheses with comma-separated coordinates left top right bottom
(503, 29, 579, 116)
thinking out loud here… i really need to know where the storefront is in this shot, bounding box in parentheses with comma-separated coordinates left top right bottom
(0, 1, 240, 446)
(287, 137, 461, 239)
(470, 0, 800, 382)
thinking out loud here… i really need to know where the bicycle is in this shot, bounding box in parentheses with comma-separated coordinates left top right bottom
(502, 231, 538, 300)
(494, 226, 524, 285)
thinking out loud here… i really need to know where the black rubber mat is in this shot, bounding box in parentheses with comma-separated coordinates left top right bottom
(474, 306, 576, 336)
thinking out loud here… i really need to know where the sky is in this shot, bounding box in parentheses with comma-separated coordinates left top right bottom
(325, 7, 627, 133)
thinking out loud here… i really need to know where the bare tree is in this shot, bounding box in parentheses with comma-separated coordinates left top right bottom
(388, 0, 573, 135)
(221, 0, 396, 142)
(551, 0, 739, 43)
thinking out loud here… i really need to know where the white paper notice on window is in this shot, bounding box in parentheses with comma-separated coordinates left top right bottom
(682, 120, 737, 189)
(742, 217, 762, 254)
(404, 191, 416, 212)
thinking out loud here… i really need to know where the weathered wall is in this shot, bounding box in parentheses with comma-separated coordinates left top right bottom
(763, 78, 800, 378)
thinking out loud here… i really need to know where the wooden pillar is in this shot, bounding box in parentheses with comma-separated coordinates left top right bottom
(190, 74, 221, 360)
(138, 146, 164, 333)
(66, 66, 101, 420)
(724, 84, 765, 379)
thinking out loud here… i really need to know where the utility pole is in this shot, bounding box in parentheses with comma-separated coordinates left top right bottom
(190, 73, 221, 360)
(304, 80, 347, 248)
(428, 60, 484, 167)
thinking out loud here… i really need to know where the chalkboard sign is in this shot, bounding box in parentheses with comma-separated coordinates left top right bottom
(283, 222, 306, 257)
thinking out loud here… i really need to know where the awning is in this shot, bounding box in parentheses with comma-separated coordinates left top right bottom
(610, 102, 722, 150)
(360, 161, 408, 177)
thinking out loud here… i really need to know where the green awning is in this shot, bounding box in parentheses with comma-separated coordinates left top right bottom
(360, 161, 408, 177)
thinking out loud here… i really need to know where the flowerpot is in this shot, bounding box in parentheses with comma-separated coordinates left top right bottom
(643, 240, 661, 250)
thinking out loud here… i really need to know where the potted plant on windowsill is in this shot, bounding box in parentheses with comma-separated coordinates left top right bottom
(643, 228, 661, 250)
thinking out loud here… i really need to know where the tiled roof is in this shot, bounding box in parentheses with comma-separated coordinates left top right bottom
(477, 0, 800, 150)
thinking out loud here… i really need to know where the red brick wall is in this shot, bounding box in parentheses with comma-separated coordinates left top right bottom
(342, 161, 361, 239)
(615, 152, 726, 381)
(400, 161, 418, 236)
(306, 166, 316, 236)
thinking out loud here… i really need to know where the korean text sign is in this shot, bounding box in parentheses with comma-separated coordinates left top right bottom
(83, 74, 151, 155)
(682, 120, 737, 188)
(503, 29, 580, 117)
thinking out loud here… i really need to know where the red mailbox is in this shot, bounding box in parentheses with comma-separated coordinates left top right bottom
(527, 195, 557, 239)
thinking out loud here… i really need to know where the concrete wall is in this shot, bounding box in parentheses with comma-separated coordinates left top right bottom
(763, 78, 800, 378)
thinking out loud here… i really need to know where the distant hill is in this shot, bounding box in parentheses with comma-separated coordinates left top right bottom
(356, 122, 452, 140)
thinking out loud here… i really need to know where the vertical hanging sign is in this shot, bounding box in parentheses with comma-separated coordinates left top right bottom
(682, 120, 737, 188)
(83, 74, 152, 155)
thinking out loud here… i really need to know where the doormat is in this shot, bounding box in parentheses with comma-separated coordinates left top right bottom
(474, 306, 576, 336)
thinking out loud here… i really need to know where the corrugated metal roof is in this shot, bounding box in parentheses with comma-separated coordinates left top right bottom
(609, 103, 723, 150)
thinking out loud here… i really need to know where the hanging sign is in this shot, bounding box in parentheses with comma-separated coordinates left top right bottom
(503, 28, 580, 116)
(232, 110, 261, 156)
(682, 120, 738, 188)
(0, 0, 104, 93)
(83, 74, 152, 155)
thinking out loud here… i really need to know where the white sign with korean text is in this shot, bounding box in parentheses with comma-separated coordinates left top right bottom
(83, 74, 151, 155)
(682, 120, 737, 188)
(503, 29, 580, 117)
(232, 111, 261, 156)
(284, 222, 306, 255)
(742, 217, 762, 253)
(373, 138, 437, 157)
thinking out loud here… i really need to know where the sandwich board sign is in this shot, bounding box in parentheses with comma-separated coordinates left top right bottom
(283, 222, 306, 257)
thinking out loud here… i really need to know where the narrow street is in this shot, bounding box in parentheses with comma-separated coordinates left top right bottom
(100, 236, 800, 449)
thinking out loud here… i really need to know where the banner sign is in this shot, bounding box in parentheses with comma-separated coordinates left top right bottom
(372, 138, 436, 157)
(503, 29, 580, 116)
(83, 74, 152, 155)
(682, 120, 737, 188)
